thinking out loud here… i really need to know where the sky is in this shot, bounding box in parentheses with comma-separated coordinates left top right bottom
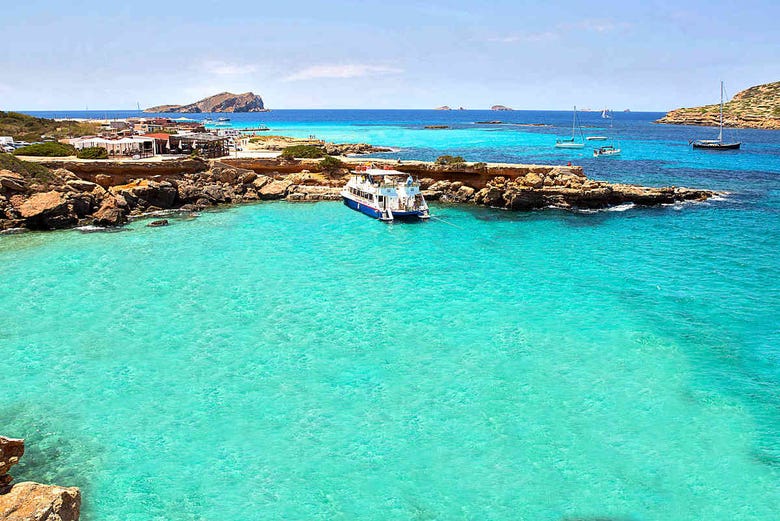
(1, 0, 778, 111)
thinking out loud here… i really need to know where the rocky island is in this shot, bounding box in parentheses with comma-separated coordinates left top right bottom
(145, 91, 266, 113)
(656, 80, 780, 130)
(0, 150, 715, 232)
(491, 105, 513, 111)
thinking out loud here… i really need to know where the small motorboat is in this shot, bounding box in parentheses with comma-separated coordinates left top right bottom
(586, 136, 608, 141)
(593, 145, 621, 157)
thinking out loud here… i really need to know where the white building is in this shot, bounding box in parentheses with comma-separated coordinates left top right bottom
(69, 136, 156, 157)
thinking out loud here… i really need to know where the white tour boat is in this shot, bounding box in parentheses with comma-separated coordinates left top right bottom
(341, 166, 430, 221)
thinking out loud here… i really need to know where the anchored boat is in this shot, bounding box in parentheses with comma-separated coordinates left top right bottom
(555, 106, 585, 149)
(341, 166, 430, 221)
(691, 81, 741, 150)
(593, 109, 621, 157)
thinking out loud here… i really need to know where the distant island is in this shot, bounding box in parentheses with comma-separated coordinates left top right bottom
(656, 80, 780, 130)
(434, 106, 452, 111)
(491, 105, 513, 111)
(145, 92, 266, 113)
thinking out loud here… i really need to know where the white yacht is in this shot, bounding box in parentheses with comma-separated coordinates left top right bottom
(341, 167, 430, 221)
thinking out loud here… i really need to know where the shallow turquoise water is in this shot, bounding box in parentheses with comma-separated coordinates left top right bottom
(5, 111, 780, 520)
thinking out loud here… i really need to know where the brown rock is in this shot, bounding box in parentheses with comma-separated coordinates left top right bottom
(240, 172, 257, 184)
(252, 175, 271, 190)
(0, 437, 24, 487)
(258, 179, 291, 200)
(93, 196, 127, 227)
(93, 174, 112, 188)
(18, 192, 76, 229)
(522, 173, 544, 189)
(0, 482, 81, 521)
(65, 180, 98, 192)
(0, 171, 27, 192)
(454, 185, 475, 202)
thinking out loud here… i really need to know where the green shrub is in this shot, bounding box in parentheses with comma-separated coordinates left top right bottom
(435, 154, 466, 166)
(472, 162, 488, 171)
(0, 153, 54, 182)
(76, 146, 108, 159)
(318, 155, 344, 173)
(281, 144, 325, 159)
(13, 142, 77, 157)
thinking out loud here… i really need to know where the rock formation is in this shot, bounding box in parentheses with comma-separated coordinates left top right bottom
(0, 152, 718, 233)
(491, 105, 513, 111)
(656, 80, 780, 129)
(0, 436, 81, 521)
(145, 91, 266, 113)
(434, 106, 452, 111)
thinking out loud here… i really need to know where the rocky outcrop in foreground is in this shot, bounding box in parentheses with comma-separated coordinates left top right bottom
(145, 91, 265, 113)
(1, 436, 80, 521)
(0, 154, 717, 232)
(656, 80, 780, 129)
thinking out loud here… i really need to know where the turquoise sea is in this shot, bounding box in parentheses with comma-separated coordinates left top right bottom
(4, 110, 780, 520)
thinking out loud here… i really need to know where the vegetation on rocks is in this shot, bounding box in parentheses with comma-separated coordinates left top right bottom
(656, 80, 780, 129)
(0, 153, 53, 181)
(281, 144, 326, 159)
(0, 111, 100, 142)
(13, 142, 77, 157)
(318, 156, 344, 173)
(76, 146, 108, 159)
(435, 154, 466, 166)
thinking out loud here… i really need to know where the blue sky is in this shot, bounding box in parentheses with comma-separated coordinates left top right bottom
(1, 0, 778, 110)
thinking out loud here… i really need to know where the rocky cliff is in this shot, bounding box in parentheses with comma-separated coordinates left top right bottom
(145, 92, 266, 113)
(1, 436, 81, 521)
(656, 80, 780, 129)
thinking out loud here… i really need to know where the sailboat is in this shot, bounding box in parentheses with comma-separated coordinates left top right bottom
(691, 81, 741, 150)
(555, 106, 585, 148)
(587, 109, 610, 140)
(593, 109, 621, 157)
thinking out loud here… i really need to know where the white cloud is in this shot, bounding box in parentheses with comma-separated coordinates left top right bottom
(202, 61, 257, 76)
(284, 64, 403, 81)
(567, 19, 631, 33)
(486, 32, 558, 43)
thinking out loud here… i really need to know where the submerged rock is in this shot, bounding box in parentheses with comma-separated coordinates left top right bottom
(147, 219, 169, 227)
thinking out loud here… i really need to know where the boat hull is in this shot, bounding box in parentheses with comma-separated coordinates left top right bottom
(555, 142, 585, 149)
(692, 142, 741, 150)
(343, 197, 383, 219)
(342, 197, 428, 221)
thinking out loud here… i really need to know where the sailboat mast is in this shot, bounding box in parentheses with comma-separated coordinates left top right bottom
(719, 81, 724, 142)
(572, 105, 576, 138)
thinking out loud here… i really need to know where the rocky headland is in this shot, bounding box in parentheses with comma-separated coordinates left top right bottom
(1, 436, 81, 521)
(656, 80, 780, 130)
(145, 91, 266, 113)
(0, 151, 716, 232)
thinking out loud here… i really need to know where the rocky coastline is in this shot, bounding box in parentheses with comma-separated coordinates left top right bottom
(1, 436, 81, 521)
(656, 80, 780, 130)
(0, 154, 716, 232)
